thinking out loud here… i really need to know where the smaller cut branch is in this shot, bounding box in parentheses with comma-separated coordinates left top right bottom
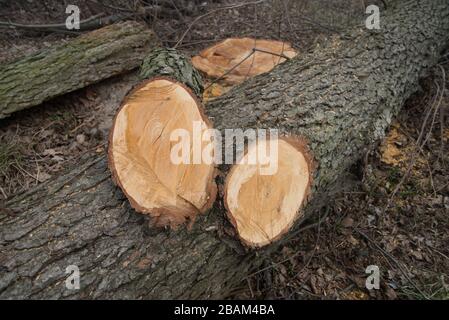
(224, 136, 314, 247)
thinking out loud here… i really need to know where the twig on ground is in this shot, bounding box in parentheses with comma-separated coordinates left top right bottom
(0, 13, 106, 31)
(0, 5, 168, 34)
(173, 0, 268, 49)
(295, 207, 324, 275)
(253, 48, 292, 60)
(385, 67, 445, 211)
(203, 47, 293, 91)
(354, 228, 429, 299)
(204, 49, 256, 91)
(245, 206, 330, 279)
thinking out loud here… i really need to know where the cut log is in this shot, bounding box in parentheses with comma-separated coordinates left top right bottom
(224, 137, 313, 247)
(108, 50, 217, 228)
(1, 0, 448, 299)
(0, 21, 159, 119)
(191, 38, 297, 84)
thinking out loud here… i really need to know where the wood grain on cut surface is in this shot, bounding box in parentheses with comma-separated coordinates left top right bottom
(224, 137, 313, 247)
(108, 77, 217, 227)
(192, 38, 297, 84)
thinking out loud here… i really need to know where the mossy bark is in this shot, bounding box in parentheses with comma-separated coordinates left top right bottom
(0, 21, 159, 119)
(139, 48, 204, 97)
(1, 0, 449, 299)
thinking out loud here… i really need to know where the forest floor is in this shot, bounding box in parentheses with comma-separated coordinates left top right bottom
(0, 0, 448, 299)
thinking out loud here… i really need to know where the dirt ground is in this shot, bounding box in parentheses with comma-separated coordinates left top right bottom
(0, 0, 448, 299)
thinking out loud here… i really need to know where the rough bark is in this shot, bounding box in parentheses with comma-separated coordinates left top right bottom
(0, 21, 159, 119)
(1, 0, 449, 299)
(139, 48, 204, 98)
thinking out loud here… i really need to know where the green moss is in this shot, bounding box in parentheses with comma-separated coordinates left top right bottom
(139, 48, 204, 98)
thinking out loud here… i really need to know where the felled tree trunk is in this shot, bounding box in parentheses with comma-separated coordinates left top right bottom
(0, 21, 159, 119)
(1, 0, 449, 299)
(108, 49, 217, 228)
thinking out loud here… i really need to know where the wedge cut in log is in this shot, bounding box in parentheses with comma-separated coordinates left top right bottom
(0, 21, 159, 119)
(1, 0, 449, 299)
(108, 49, 217, 228)
(191, 38, 297, 84)
(224, 137, 313, 247)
